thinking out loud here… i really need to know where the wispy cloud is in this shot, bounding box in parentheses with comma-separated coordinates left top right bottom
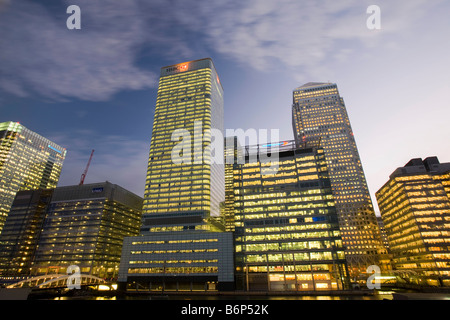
(0, 0, 443, 101)
(0, 0, 157, 102)
(171, 0, 443, 81)
(2, 0, 449, 206)
(2, 0, 446, 114)
(49, 130, 149, 197)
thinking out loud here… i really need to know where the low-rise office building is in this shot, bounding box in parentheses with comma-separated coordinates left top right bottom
(0, 182, 143, 280)
(228, 140, 349, 291)
(1, 182, 143, 280)
(118, 224, 234, 292)
(376, 157, 450, 286)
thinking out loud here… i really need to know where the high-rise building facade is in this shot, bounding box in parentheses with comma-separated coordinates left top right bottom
(376, 157, 450, 287)
(377, 216, 390, 251)
(229, 140, 349, 291)
(142, 58, 224, 223)
(291, 83, 388, 275)
(0, 121, 66, 233)
(224, 136, 242, 232)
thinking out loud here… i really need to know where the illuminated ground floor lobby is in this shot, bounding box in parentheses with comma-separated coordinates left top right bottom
(117, 232, 235, 292)
(121, 275, 230, 292)
(236, 269, 349, 292)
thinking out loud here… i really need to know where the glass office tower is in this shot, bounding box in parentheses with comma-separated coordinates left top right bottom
(118, 59, 234, 292)
(292, 83, 388, 276)
(142, 58, 224, 225)
(376, 157, 450, 287)
(0, 189, 54, 277)
(0, 121, 66, 234)
(230, 140, 349, 291)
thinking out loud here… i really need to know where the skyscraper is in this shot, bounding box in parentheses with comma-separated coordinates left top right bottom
(142, 58, 224, 224)
(118, 59, 234, 292)
(376, 157, 450, 287)
(0, 121, 66, 234)
(292, 83, 388, 275)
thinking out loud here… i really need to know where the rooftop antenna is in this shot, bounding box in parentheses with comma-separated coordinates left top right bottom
(79, 149, 94, 185)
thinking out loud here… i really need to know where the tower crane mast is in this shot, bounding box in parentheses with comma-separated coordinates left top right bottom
(79, 149, 94, 185)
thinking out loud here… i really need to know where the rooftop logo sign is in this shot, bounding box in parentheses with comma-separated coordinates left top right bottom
(165, 64, 188, 73)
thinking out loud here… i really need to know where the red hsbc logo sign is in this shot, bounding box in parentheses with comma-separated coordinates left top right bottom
(166, 64, 188, 73)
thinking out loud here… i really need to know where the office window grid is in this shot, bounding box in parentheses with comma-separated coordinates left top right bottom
(292, 84, 387, 273)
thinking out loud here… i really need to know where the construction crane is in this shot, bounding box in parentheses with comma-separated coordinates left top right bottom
(79, 149, 94, 185)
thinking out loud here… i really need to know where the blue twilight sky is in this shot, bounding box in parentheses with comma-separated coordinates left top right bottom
(0, 0, 449, 213)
